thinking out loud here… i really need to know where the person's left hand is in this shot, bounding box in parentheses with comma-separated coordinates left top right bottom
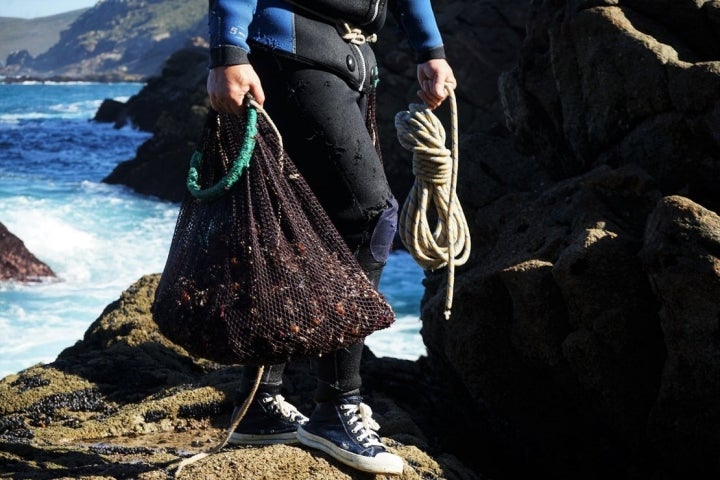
(417, 58, 457, 109)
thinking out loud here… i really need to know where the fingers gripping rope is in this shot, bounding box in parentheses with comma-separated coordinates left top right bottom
(394, 86, 470, 320)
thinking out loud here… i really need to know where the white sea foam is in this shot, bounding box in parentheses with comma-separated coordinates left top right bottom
(49, 99, 104, 116)
(365, 313, 426, 360)
(0, 112, 54, 123)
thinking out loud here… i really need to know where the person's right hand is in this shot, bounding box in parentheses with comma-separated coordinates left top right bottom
(207, 64, 266, 115)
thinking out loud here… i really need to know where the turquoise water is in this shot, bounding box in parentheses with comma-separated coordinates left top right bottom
(0, 82, 426, 377)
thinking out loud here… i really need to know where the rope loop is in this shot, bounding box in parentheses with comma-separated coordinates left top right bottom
(394, 85, 471, 319)
(187, 106, 257, 201)
(187, 98, 283, 201)
(338, 22, 378, 44)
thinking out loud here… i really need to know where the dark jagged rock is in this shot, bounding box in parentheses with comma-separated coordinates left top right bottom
(102, 44, 210, 202)
(0, 222, 56, 282)
(499, 1, 720, 209)
(93, 99, 128, 128)
(416, 1, 720, 479)
(639, 195, 720, 478)
(123, 40, 210, 133)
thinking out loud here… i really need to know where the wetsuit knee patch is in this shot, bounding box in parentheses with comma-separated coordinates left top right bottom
(369, 197, 398, 263)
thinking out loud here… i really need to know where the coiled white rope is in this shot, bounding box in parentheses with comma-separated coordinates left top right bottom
(394, 87, 470, 320)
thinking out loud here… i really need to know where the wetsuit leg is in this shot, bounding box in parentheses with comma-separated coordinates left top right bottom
(250, 51, 397, 400)
(250, 51, 397, 272)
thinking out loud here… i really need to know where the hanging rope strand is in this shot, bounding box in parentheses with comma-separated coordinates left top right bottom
(394, 86, 470, 320)
(173, 365, 266, 477)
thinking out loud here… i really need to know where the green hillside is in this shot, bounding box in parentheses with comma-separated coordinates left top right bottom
(0, 10, 88, 63)
(33, 0, 206, 77)
(1, 0, 206, 80)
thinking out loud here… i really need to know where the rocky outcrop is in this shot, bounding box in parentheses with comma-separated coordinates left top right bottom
(499, 1, 720, 210)
(0, 222, 55, 282)
(93, 98, 128, 128)
(640, 195, 720, 475)
(0, 275, 479, 480)
(102, 43, 210, 201)
(416, 1, 720, 479)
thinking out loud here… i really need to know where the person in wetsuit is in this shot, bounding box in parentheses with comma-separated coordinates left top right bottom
(207, 0, 456, 475)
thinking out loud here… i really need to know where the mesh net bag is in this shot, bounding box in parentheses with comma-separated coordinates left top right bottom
(151, 105, 395, 365)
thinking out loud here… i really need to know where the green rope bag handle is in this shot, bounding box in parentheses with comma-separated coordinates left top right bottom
(186, 106, 259, 201)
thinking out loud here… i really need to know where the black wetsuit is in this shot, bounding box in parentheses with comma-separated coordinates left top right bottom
(210, 0, 447, 401)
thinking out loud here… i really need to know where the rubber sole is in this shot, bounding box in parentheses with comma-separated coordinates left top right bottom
(296, 426, 404, 475)
(227, 430, 299, 445)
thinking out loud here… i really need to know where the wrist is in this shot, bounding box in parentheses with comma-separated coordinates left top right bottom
(209, 45, 250, 69)
(415, 46, 446, 64)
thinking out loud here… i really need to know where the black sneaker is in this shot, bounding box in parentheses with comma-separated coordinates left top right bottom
(296, 395, 404, 475)
(228, 392, 308, 445)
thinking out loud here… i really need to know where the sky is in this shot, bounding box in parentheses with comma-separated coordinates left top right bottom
(0, 0, 98, 19)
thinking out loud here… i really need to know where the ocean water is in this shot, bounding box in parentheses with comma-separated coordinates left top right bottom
(0, 82, 427, 378)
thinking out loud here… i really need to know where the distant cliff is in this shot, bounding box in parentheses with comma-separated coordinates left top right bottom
(0, 0, 206, 81)
(0, 9, 88, 65)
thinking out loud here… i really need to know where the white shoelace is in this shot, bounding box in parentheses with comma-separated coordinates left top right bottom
(265, 394, 306, 422)
(342, 402, 384, 447)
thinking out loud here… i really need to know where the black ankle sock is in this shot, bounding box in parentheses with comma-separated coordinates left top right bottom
(313, 342, 364, 403)
(235, 363, 285, 406)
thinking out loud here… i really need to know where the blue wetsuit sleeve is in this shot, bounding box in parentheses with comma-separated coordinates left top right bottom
(389, 0, 446, 63)
(208, 0, 257, 67)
